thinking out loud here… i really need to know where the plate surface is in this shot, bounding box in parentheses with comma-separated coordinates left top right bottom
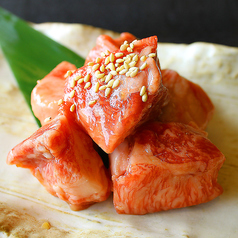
(0, 23, 238, 237)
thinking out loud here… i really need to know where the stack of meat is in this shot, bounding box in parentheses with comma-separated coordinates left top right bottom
(7, 33, 225, 214)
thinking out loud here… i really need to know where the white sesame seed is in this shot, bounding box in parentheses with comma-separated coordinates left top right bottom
(101, 52, 106, 57)
(148, 53, 156, 58)
(58, 99, 63, 106)
(129, 61, 137, 67)
(116, 58, 124, 63)
(96, 57, 101, 63)
(130, 68, 139, 77)
(129, 66, 138, 72)
(105, 73, 113, 83)
(106, 62, 115, 71)
(115, 52, 124, 57)
(89, 100, 97, 106)
(116, 65, 125, 72)
(99, 85, 107, 91)
(69, 90, 75, 98)
(84, 74, 90, 82)
(70, 80, 76, 88)
(124, 40, 128, 44)
(120, 44, 128, 51)
(78, 78, 84, 84)
(87, 62, 94, 66)
(100, 64, 105, 72)
(74, 74, 82, 81)
(92, 63, 100, 71)
(119, 68, 128, 75)
(105, 87, 111, 97)
(44, 117, 51, 123)
(126, 71, 131, 77)
(130, 43, 134, 49)
(84, 82, 91, 89)
(95, 82, 100, 93)
(124, 62, 129, 70)
(105, 56, 110, 65)
(110, 70, 117, 76)
(107, 79, 115, 88)
(110, 53, 115, 62)
(132, 54, 138, 62)
(64, 70, 72, 78)
(142, 92, 148, 102)
(112, 79, 120, 88)
(100, 76, 106, 82)
(140, 62, 147, 70)
(105, 50, 110, 55)
(132, 39, 138, 44)
(140, 86, 146, 96)
(70, 104, 76, 112)
(95, 71, 105, 79)
(140, 55, 147, 61)
(127, 47, 133, 52)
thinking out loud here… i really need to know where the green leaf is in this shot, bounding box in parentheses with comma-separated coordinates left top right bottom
(0, 7, 85, 126)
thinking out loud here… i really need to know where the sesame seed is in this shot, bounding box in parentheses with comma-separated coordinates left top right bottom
(110, 70, 117, 76)
(110, 53, 115, 62)
(129, 61, 137, 67)
(78, 78, 84, 84)
(101, 52, 106, 57)
(119, 68, 128, 75)
(107, 79, 115, 88)
(129, 66, 138, 72)
(64, 70, 72, 78)
(74, 74, 82, 81)
(116, 58, 124, 63)
(70, 104, 76, 112)
(100, 76, 106, 82)
(58, 99, 63, 105)
(116, 65, 125, 72)
(124, 62, 129, 70)
(120, 44, 128, 51)
(99, 85, 107, 91)
(127, 47, 133, 52)
(69, 90, 75, 98)
(100, 64, 105, 72)
(105, 56, 110, 64)
(115, 52, 124, 57)
(126, 71, 131, 77)
(124, 40, 128, 44)
(95, 71, 105, 79)
(130, 68, 139, 77)
(105, 87, 111, 97)
(106, 62, 115, 71)
(89, 100, 97, 106)
(44, 117, 51, 123)
(84, 82, 91, 89)
(87, 62, 94, 66)
(142, 92, 148, 102)
(105, 50, 110, 55)
(148, 53, 156, 58)
(105, 73, 113, 83)
(130, 43, 134, 49)
(92, 63, 100, 71)
(95, 82, 100, 93)
(112, 79, 120, 88)
(132, 54, 139, 62)
(70, 80, 76, 88)
(140, 86, 146, 96)
(140, 62, 147, 70)
(96, 57, 101, 63)
(105, 56, 110, 65)
(41, 221, 51, 230)
(84, 74, 90, 82)
(140, 55, 147, 61)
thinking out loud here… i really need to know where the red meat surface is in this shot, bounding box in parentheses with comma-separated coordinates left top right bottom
(109, 121, 225, 214)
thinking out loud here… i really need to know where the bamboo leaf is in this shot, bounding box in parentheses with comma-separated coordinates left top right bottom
(0, 7, 85, 126)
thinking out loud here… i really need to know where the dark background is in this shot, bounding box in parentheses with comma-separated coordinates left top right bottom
(1, 0, 238, 47)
